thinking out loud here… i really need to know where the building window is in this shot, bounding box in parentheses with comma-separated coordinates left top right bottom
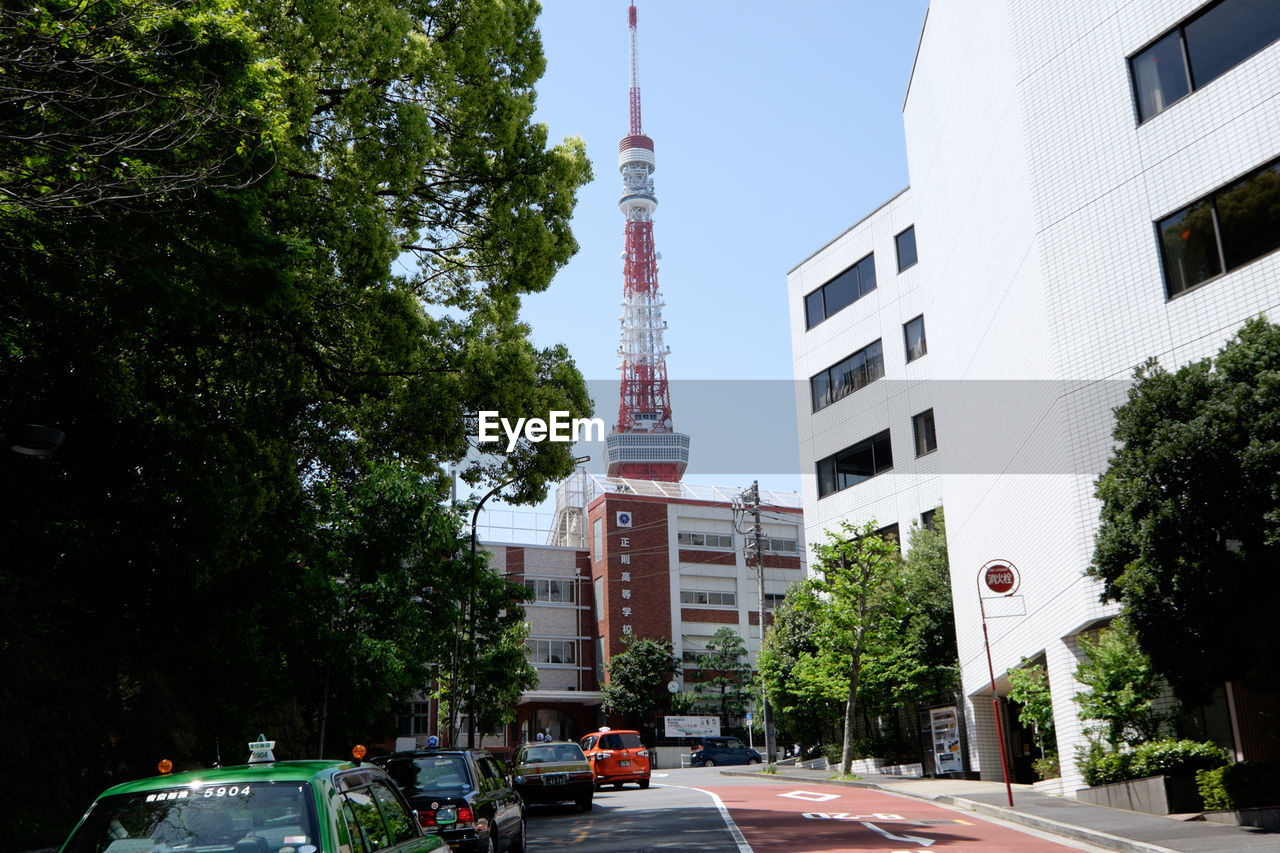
(816, 430, 893, 498)
(804, 253, 877, 329)
(913, 409, 938, 456)
(680, 590, 737, 607)
(810, 339, 884, 412)
(896, 225, 918, 272)
(677, 531, 734, 549)
(527, 638, 576, 665)
(524, 577, 576, 604)
(921, 507, 938, 531)
(876, 523, 900, 543)
(904, 315, 927, 362)
(682, 648, 710, 664)
(1159, 156, 1280, 297)
(592, 517, 602, 559)
(760, 537, 798, 554)
(762, 592, 786, 611)
(1131, 0, 1280, 123)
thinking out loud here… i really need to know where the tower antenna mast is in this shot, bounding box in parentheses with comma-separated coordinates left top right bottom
(607, 1, 691, 481)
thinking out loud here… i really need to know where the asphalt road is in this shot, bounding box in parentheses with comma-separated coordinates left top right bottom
(523, 767, 1112, 853)
(523, 769, 746, 852)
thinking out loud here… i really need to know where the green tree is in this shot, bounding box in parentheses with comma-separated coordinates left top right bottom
(810, 520, 906, 776)
(693, 627, 753, 722)
(601, 636, 681, 738)
(1, 0, 592, 842)
(0, 0, 280, 212)
(756, 583, 843, 748)
(865, 513, 958, 713)
(1006, 659, 1056, 772)
(457, 564, 539, 742)
(1090, 316, 1280, 701)
(1074, 619, 1169, 749)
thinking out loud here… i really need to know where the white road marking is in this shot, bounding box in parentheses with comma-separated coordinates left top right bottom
(779, 790, 841, 802)
(861, 821, 935, 847)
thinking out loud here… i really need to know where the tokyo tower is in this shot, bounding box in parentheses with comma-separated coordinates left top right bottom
(605, 1, 690, 481)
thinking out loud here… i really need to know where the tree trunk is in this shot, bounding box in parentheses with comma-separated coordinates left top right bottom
(840, 629, 864, 776)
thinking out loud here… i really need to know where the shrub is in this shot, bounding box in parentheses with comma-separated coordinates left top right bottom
(1079, 739, 1229, 787)
(1032, 753, 1060, 781)
(1197, 762, 1280, 811)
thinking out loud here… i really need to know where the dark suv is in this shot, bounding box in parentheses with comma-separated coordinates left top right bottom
(689, 736, 762, 767)
(374, 747, 525, 853)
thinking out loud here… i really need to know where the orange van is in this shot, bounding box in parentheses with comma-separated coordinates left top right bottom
(578, 727, 651, 789)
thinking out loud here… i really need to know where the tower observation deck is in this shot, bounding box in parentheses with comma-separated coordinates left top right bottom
(607, 2, 690, 481)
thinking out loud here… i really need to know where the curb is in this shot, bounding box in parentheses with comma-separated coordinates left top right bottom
(941, 795, 1175, 853)
(719, 769, 1177, 853)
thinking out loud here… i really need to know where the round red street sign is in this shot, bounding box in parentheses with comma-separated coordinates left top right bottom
(984, 563, 1017, 594)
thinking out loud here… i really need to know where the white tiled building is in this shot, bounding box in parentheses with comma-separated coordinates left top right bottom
(790, 0, 1280, 794)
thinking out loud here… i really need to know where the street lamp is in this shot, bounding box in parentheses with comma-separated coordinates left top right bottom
(3, 424, 65, 456)
(464, 455, 590, 748)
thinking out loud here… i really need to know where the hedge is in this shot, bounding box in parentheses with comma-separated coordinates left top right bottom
(1080, 739, 1230, 787)
(1196, 762, 1280, 811)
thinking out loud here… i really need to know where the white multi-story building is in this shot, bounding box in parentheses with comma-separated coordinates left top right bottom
(790, 0, 1280, 794)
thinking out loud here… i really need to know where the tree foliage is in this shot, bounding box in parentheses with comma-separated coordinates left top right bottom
(1006, 661, 1054, 740)
(1090, 316, 1280, 701)
(1, 0, 592, 843)
(601, 636, 681, 730)
(1, 0, 280, 212)
(692, 627, 752, 722)
(809, 520, 906, 776)
(1074, 619, 1169, 749)
(756, 583, 843, 748)
(758, 514, 958, 761)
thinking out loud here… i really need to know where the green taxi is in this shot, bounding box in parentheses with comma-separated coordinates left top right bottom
(510, 741, 593, 812)
(58, 737, 451, 853)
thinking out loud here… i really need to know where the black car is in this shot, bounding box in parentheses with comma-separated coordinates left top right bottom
(688, 736, 763, 767)
(374, 748, 525, 853)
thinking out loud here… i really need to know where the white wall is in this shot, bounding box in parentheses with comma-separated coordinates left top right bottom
(792, 0, 1280, 794)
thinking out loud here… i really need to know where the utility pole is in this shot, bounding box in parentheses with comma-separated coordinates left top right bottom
(741, 480, 776, 765)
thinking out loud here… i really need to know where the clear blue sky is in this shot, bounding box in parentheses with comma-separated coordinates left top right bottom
(477, 0, 930, 531)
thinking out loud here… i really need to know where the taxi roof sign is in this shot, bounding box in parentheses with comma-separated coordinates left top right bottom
(248, 734, 276, 764)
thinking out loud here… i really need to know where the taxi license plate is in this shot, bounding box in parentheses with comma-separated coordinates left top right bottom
(618, 760, 630, 766)
(545, 773, 567, 785)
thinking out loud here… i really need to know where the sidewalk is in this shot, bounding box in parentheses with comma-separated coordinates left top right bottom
(719, 765, 1279, 853)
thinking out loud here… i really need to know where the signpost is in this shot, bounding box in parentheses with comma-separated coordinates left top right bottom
(663, 716, 720, 738)
(977, 559, 1021, 807)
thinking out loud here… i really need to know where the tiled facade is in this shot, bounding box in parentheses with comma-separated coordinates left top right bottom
(790, 0, 1280, 794)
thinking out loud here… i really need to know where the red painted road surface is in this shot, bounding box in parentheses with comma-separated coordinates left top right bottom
(701, 781, 1083, 852)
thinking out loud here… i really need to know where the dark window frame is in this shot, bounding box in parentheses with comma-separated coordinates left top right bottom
(803, 252, 877, 329)
(1157, 154, 1280, 298)
(810, 338, 885, 412)
(904, 315, 927, 363)
(816, 429, 894, 498)
(913, 408, 938, 457)
(895, 225, 918, 272)
(1129, 0, 1280, 124)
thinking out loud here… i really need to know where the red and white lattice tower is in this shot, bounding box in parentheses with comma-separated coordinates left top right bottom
(605, 2, 690, 481)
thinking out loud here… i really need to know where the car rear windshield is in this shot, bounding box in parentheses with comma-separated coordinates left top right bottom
(598, 733, 642, 750)
(63, 781, 318, 853)
(381, 755, 473, 796)
(521, 745, 585, 764)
